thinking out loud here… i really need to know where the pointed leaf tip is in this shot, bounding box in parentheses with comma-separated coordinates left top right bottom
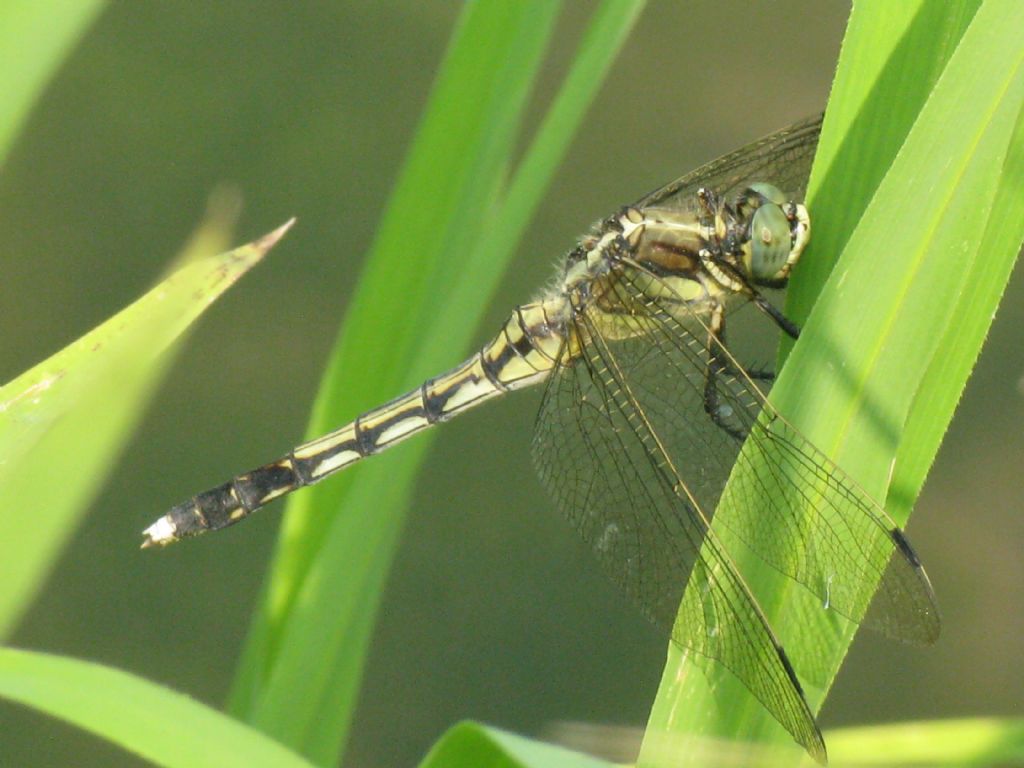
(255, 218, 297, 253)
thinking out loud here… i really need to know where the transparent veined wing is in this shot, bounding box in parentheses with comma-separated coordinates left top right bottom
(610, 264, 940, 643)
(531, 256, 938, 759)
(633, 113, 823, 214)
(532, 286, 826, 760)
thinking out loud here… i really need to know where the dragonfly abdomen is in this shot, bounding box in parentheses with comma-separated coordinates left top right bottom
(141, 300, 566, 547)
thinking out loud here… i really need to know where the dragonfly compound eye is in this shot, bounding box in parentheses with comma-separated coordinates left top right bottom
(749, 202, 792, 281)
(745, 182, 787, 206)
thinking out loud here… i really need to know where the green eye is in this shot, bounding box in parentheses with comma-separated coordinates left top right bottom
(736, 182, 787, 220)
(746, 182, 787, 205)
(750, 202, 791, 280)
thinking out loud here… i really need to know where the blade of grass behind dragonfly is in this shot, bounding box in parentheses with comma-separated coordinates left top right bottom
(418, 721, 614, 768)
(0, 647, 316, 768)
(0, 200, 256, 638)
(754, 0, 1023, 715)
(228, 3, 646, 765)
(0, 0, 104, 168)
(641, 0, 1024, 763)
(0, 0, 109, 634)
(228, 0, 563, 742)
(826, 716, 1024, 766)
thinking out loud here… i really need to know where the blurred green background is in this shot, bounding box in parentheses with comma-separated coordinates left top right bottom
(1, 2, 1021, 766)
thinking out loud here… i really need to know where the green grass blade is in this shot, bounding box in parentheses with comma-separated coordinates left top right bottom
(0, 212, 282, 637)
(231, 0, 565, 732)
(785, 0, 982, 313)
(641, 0, 1024, 763)
(0, 0, 105, 167)
(230, 0, 561, 755)
(827, 717, 1024, 765)
(419, 722, 613, 768)
(461, 0, 647, 285)
(0, 647, 315, 768)
(889, 89, 1024, 519)
(228, 4, 645, 763)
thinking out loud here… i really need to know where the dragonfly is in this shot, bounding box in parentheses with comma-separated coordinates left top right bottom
(143, 115, 940, 762)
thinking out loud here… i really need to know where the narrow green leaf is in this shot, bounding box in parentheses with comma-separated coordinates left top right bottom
(0, 0, 105, 166)
(827, 717, 1024, 765)
(228, 3, 645, 765)
(642, 0, 1023, 763)
(890, 87, 1024, 518)
(0, 215, 287, 636)
(419, 722, 613, 768)
(786, 0, 982, 311)
(230, 0, 566, 755)
(0, 647, 315, 768)
(459, 0, 648, 294)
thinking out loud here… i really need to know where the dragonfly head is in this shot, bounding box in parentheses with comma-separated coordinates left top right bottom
(735, 183, 810, 286)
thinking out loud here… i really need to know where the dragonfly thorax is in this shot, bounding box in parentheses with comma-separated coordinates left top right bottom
(559, 181, 810, 322)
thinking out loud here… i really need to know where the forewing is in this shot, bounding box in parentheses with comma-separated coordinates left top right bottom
(531, 304, 825, 761)
(633, 114, 823, 212)
(614, 266, 940, 644)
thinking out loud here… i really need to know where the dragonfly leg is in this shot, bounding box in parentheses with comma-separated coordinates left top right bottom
(703, 303, 748, 440)
(743, 365, 775, 382)
(752, 293, 800, 339)
(714, 354, 775, 382)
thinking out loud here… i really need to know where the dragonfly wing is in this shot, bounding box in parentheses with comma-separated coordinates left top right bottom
(633, 114, 823, 212)
(612, 266, 940, 644)
(532, 304, 825, 761)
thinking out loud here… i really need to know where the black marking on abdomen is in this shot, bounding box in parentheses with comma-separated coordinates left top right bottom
(233, 461, 302, 510)
(292, 438, 359, 480)
(165, 482, 239, 539)
(481, 336, 514, 390)
(509, 333, 536, 360)
(421, 377, 452, 422)
(509, 319, 540, 364)
(420, 381, 440, 424)
(360, 405, 429, 451)
(513, 308, 541, 357)
(353, 417, 376, 457)
(422, 363, 489, 421)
